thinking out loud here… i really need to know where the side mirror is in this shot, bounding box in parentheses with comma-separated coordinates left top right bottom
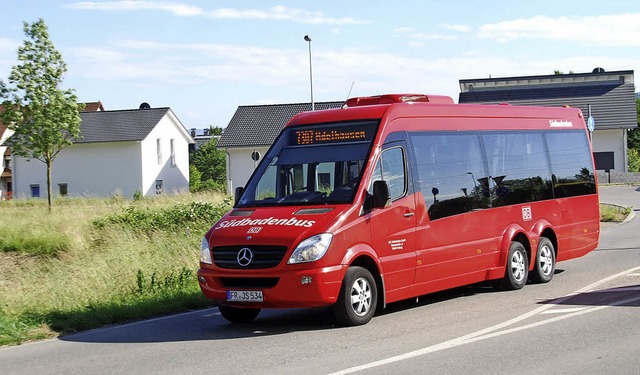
(372, 180, 391, 209)
(234, 187, 244, 205)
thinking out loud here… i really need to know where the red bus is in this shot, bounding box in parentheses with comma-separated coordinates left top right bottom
(198, 94, 600, 326)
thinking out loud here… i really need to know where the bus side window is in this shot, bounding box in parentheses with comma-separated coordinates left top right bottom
(369, 147, 407, 200)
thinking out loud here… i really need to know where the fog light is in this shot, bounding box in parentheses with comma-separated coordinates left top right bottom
(198, 276, 206, 284)
(301, 276, 313, 285)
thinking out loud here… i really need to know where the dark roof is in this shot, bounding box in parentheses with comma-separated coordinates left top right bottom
(218, 101, 344, 148)
(459, 70, 634, 85)
(76, 108, 171, 143)
(459, 71, 636, 130)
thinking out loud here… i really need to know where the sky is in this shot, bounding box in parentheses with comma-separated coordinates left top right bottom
(2, 1, 640, 130)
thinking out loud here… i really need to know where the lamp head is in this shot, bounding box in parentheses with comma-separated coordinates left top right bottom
(304, 35, 311, 42)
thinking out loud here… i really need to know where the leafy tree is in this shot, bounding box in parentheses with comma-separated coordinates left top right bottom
(0, 19, 82, 210)
(190, 136, 226, 192)
(627, 97, 640, 172)
(628, 98, 640, 150)
(207, 125, 223, 136)
(628, 148, 640, 172)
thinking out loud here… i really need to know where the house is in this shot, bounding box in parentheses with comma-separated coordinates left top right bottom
(13, 104, 194, 199)
(188, 128, 219, 152)
(459, 69, 637, 172)
(217, 101, 343, 193)
(0, 124, 13, 200)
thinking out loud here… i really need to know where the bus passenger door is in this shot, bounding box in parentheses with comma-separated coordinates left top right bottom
(368, 143, 417, 297)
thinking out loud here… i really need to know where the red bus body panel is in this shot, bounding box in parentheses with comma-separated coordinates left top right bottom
(198, 96, 600, 310)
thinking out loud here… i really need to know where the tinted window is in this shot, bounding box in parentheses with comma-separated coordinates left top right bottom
(546, 131, 596, 197)
(409, 129, 595, 220)
(482, 132, 553, 206)
(410, 132, 488, 220)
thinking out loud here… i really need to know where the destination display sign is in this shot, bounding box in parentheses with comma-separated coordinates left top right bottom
(292, 122, 377, 145)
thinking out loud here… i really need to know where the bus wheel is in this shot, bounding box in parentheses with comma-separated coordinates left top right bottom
(530, 237, 556, 283)
(503, 241, 528, 290)
(333, 266, 378, 326)
(218, 306, 261, 323)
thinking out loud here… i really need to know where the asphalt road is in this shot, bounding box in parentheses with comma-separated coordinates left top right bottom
(1, 185, 639, 375)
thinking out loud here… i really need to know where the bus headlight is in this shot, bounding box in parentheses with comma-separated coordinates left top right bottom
(200, 237, 212, 264)
(288, 233, 333, 264)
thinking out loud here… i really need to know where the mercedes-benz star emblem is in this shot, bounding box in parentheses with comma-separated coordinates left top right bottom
(237, 248, 253, 267)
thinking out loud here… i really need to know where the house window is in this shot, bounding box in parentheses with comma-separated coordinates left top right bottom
(59, 183, 68, 197)
(30, 184, 40, 198)
(155, 180, 163, 194)
(157, 138, 162, 165)
(170, 139, 176, 167)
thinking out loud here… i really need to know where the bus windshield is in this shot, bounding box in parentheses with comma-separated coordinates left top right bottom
(236, 121, 378, 207)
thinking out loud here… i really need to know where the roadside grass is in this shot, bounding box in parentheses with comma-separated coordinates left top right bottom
(0, 192, 230, 346)
(599, 203, 632, 222)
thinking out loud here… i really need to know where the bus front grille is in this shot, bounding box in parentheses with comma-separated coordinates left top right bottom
(212, 246, 288, 269)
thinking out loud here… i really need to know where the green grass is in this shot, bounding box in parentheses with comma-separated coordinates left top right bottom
(599, 203, 632, 222)
(0, 192, 230, 346)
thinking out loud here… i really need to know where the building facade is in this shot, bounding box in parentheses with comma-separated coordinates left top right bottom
(13, 107, 193, 199)
(459, 69, 637, 172)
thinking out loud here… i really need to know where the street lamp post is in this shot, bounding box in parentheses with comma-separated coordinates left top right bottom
(304, 35, 314, 111)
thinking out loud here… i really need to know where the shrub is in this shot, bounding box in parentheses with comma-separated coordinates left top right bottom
(92, 199, 231, 232)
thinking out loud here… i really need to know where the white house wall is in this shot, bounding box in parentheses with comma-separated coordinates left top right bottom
(140, 112, 191, 196)
(225, 146, 268, 193)
(14, 141, 142, 198)
(592, 129, 626, 172)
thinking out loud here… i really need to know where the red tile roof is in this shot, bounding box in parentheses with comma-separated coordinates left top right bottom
(82, 102, 105, 112)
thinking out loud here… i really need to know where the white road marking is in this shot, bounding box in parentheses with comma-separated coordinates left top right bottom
(328, 265, 640, 375)
(540, 307, 588, 314)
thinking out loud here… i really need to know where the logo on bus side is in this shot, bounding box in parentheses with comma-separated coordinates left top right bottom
(215, 217, 316, 231)
(549, 120, 573, 128)
(522, 206, 532, 221)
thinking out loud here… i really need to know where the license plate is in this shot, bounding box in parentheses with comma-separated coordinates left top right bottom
(226, 290, 264, 302)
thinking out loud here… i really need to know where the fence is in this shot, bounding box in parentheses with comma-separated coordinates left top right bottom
(597, 171, 640, 185)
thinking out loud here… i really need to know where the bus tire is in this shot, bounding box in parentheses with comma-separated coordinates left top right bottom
(333, 266, 377, 326)
(530, 237, 556, 283)
(218, 306, 261, 323)
(503, 241, 528, 290)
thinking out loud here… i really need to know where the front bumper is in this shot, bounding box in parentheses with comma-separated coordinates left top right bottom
(197, 264, 347, 308)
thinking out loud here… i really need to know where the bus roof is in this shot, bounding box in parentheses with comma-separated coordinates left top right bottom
(286, 93, 585, 130)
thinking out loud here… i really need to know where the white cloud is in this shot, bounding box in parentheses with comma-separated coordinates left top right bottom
(61, 37, 640, 110)
(407, 32, 458, 41)
(477, 13, 640, 46)
(67, 1, 203, 15)
(66, 1, 369, 25)
(439, 23, 471, 33)
(394, 25, 464, 43)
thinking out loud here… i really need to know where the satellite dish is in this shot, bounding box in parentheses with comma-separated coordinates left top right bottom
(139, 102, 151, 109)
(251, 151, 261, 161)
(592, 67, 605, 73)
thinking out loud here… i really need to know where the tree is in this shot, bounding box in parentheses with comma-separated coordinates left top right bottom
(190, 136, 226, 192)
(628, 98, 640, 150)
(627, 97, 640, 172)
(207, 125, 223, 136)
(0, 19, 82, 210)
